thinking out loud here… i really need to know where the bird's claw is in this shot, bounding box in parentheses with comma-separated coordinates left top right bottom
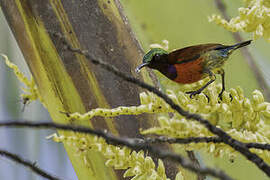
(218, 93, 223, 101)
(186, 90, 201, 98)
(186, 91, 210, 103)
(229, 94, 233, 102)
(218, 93, 233, 103)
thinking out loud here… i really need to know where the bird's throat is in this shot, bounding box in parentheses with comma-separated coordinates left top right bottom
(156, 64, 177, 80)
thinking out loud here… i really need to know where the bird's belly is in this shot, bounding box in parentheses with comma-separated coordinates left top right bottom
(173, 58, 204, 84)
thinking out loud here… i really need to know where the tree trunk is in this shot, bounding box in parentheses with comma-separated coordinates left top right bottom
(0, 0, 178, 179)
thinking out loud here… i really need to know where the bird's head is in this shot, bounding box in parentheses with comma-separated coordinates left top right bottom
(135, 48, 168, 73)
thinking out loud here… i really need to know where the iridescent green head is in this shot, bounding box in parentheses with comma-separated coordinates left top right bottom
(135, 48, 168, 73)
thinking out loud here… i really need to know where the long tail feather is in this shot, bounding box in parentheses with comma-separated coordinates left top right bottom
(231, 40, 252, 50)
(215, 40, 252, 51)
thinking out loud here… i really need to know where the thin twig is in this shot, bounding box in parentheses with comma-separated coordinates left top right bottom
(246, 143, 270, 150)
(50, 31, 270, 177)
(145, 136, 270, 151)
(144, 136, 222, 144)
(214, 0, 270, 101)
(0, 148, 60, 180)
(0, 121, 232, 180)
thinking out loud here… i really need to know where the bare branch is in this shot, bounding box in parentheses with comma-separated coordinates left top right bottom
(246, 143, 270, 150)
(145, 136, 270, 151)
(0, 148, 60, 180)
(144, 136, 222, 144)
(0, 120, 232, 180)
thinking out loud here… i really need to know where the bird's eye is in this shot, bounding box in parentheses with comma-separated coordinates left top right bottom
(153, 54, 160, 61)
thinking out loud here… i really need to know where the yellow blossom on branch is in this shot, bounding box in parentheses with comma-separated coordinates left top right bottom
(65, 76, 270, 162)
(67, 91, 171, 121)
(0, 54, 42, 105)
(209, 0, 270, 41)
(47, 133, 170, 180)
(142, 83, 270, 162)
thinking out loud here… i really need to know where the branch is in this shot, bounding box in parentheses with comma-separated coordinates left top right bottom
(0, 120, 232, 180)
(50, 31, 270, 177)
(145, 136, 270, 151)
(0, 148, 60, 180)
(3, 121, 270, 179)
(144, 136, 222, 144)
(246, 143, 270, 150)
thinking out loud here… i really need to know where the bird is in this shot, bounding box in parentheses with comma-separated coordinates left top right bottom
(136, 40, 252, 99)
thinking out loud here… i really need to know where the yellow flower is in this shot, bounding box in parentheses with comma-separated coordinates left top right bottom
(48, 133, 170, 180)
(0, 54, 42, 105)
(209, 0, 270, 41)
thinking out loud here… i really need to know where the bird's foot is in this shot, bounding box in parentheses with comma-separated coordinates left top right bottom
(229, 94, 233, 102)
(218, 93, 223, 101)
(186, 90, 202, 98)
(218, 92, 233, 103)
(205, 94, 210, 103)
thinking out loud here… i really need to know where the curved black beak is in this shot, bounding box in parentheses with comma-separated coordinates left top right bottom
(135, 62, 149, 73)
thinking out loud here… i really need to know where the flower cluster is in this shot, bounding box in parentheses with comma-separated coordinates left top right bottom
(0, 54, 41, 105)
(209, 0, 270, 41)
(65, 74, 270, 162)
(67, 91, 170, 121)
(47, 133, 175, 180)
(142, 82, 270, 162)
(150, 40, 169, 50)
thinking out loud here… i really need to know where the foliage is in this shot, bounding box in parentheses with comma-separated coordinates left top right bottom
(47, 133, 174, 180)
(0, 54, 41, 106)
(209, 0, 270, 41)
(66, 79, 270, 162)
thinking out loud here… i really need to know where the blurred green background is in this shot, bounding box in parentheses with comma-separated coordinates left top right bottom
(121, 0, 270, 179)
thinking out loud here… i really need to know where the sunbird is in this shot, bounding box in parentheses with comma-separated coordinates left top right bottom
(136, 40, 252, 99)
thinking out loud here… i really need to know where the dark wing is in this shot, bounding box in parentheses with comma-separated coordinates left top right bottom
(168, 43, 223, 64)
